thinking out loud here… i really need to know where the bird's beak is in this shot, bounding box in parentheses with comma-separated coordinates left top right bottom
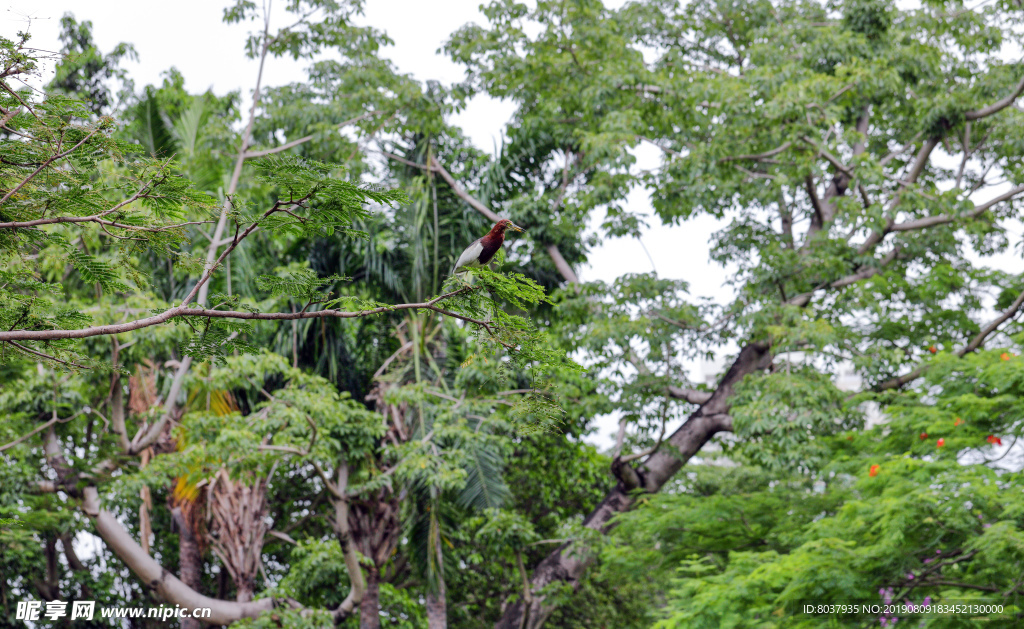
(509, 222, 525, 232)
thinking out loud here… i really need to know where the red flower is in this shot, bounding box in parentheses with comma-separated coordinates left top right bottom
(1001, 352, 1012, 361)
(954, 417, 963, 427)
(937, 438, 946, 448)
(919, 432, 928, 440)
(869, 464, 880, 477)
(987, 435, 1003, 446)
(928, 345, 937, 354)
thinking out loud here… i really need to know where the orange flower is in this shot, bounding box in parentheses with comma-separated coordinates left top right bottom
(987, 435, 1003, 446)
(869, 464, 880, 477)
(954, 417, 963, 426)
(1001, 352, 1012, 361)
(937, 438, 946, 447)
(919, 432, 928, 440)
(928, 345, 937, 354)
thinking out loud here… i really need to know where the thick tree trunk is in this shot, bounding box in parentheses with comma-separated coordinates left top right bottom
(236, 583, 254, 604)
(82, 488, 274, 625)
(359, 570, 381, 629)
(174, 508, 204, 629)
(427, 584, 447, 629)
(495, 342, 772, 629)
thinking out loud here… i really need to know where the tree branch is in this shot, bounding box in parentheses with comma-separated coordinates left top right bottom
(890, 184, 1024, 233)
(428, 155, 579, 284)
(242, 110, 385, 158)
(876, 284, 1024, 390)
(0, 126, 102, 205)
(965, 73, 1024, 120)
(718, 141, 792, 163)
(0, 410, 80, 453)
(330, 462, 365, 623)
(82, 487, 275, 624)
(626, 350, 712, 405)
(857, 137, 939, 255)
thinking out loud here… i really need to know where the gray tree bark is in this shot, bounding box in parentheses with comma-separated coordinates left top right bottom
(427, 588, 447, 629)
(495, 342, 772, 629)
(172, 507, 205, 629)
(359, 570, 380, 629)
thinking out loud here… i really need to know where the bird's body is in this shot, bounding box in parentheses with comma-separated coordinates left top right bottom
(452, 219, 524, 274)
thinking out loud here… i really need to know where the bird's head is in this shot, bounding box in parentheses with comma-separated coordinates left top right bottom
(494, 219, 525, 234)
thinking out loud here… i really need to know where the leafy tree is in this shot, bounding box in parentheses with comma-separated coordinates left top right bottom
(0, 3, 578, 626)
(47, 14, 137, 116)
(442, 0, 1024, 626)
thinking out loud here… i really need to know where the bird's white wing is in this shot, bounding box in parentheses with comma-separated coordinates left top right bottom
(453, 239, 485, 272)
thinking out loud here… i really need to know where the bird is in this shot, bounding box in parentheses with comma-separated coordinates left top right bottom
(451, 219, 525, 275)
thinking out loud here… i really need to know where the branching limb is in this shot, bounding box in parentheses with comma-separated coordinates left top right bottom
(890, 184, 1024, 233)
(0, 126, 102, 205)
(877, 284, 1024, 391)
(242, 110, 386, 158)
(0, 286, 477, 342)
(857, 138, 939, 255)
(0, 410, 81, 453)
(626, 350, 712, 405)
(965, 74, 1024, 120)
(401, 154, 580, 284)
(330, 462, 366, 624)
(81, 487, 275, 624)
(718, 141, 793, 162)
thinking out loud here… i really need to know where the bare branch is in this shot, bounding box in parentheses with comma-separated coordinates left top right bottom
(1, 286, 476, 342)
(803, 136, 853, 177)
(787, 247, 900, 307)
(0, 126, 102, 205)
(432, 155, 579, 284)
(242, 110, 385, 158)
(718, 141, 793, 163)
(965, 74, 1024, 120)
(5, 340, 88, 368)
(805, 175, 824, 234)
(429, 156, 501, 222)
(877, 284, 1024, 390)
(626, 350, 711, 405)
(891, 184, 1024, 232)
(380, 150, 436, 172)
(955, 122, 971, 188)
(82, 487, 275, 623)
(330, 462, 365, 622)
(0, 410, 80, 453)
(266, 530, 298, 546)
(618, 412, 668, 463)
(545, 243, 579, 284)
(857, 137, 939, 255)
(879, 132, 923, 167)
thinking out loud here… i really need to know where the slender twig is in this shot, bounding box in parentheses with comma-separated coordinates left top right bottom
(0, 127, 101, 205)
(965, 73, 1024, 120)
(5, 340, 88, 368)
(242, 110, 385, 158)
(718, 141, 793, 163)
(0, 410, 81, 453)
